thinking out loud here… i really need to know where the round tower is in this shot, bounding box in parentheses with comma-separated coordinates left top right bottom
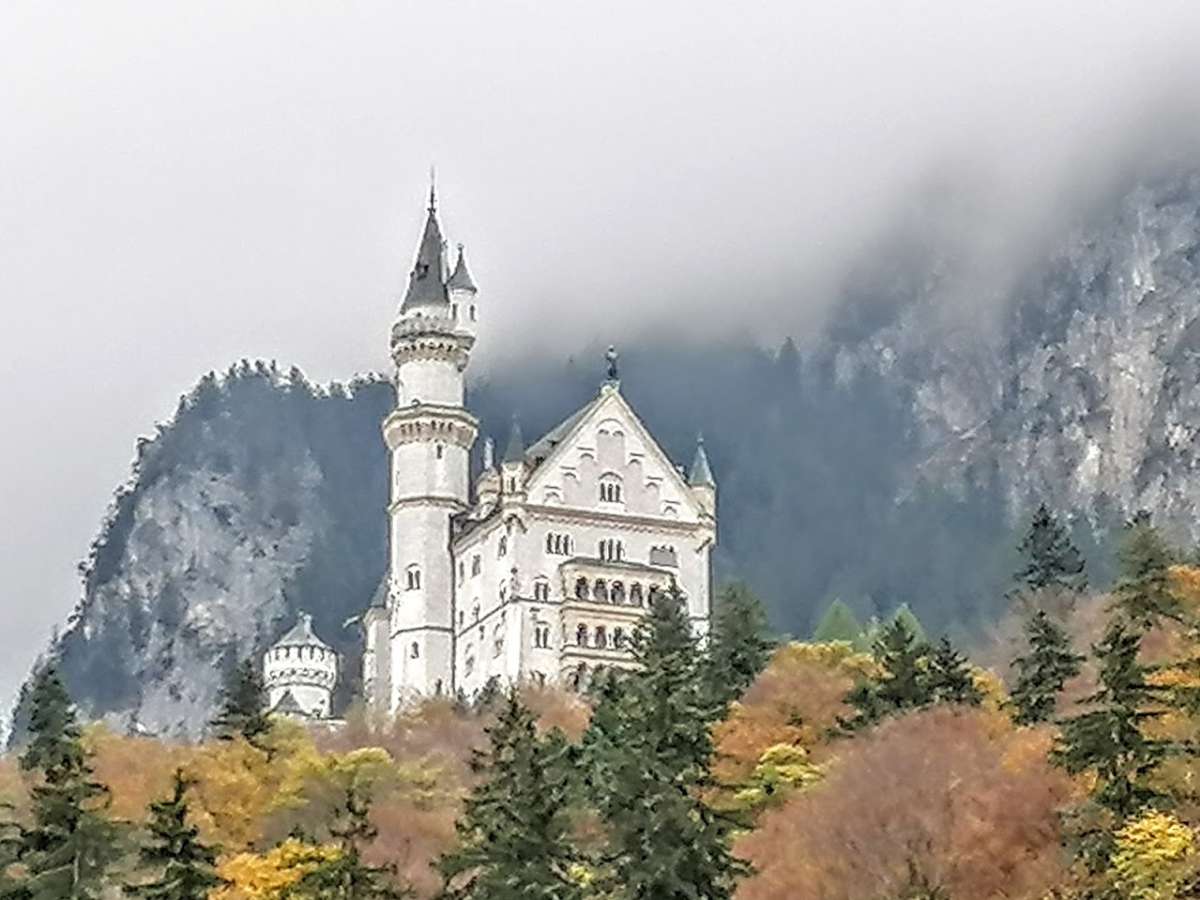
(262, 612, 338, 719)
(383, 186, 479, 708)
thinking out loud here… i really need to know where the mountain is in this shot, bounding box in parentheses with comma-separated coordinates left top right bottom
(15, 166, 1200, 740)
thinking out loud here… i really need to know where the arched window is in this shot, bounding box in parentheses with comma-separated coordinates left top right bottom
(436, 444, 444, 460)
(545, 534, 554, 553)
(410, 641, 420, 659)
(576, 623, 588, 646)
(471, 555, 481, 576)
(470, 305, 477, 321)
(611, 581, 625, 605)
(464, 651, 475, 676)
(630, 583, 644, 607)
(575, 577, 590, 600)
(493, 625, 504, 657)
(473, 603, 480, 621)
(499, 582, 508, 602)
(613, 627, 626, 648)
(599, 475, 623, 503)
(594, 579, 608, 602)
(599, 539, 624, 562)
(534, 579, 550, 602)
(594, 625, 607, 648)
(406, 565, 421, 591)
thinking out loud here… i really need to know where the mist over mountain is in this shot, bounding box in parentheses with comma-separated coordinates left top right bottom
(14, 161, 1200, 740)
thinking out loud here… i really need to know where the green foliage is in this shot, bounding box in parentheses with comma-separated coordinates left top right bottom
(890, 604, 928, 647)
(438, 692, 580, 900)
(123, 770, 223, 900)
(581, 589, 747, 899)
(1009, 610, 1084, 725)
(1113, 512, 1180, 630)
(924, 637, 984, 707)
(10, 667, 119, 900)
(811, 599, 863, 645)
(703, 582, 776, 710)
(210, 658, 271, 748)
(1015, 502, 1086, 593)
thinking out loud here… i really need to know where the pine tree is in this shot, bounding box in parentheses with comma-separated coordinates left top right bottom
(840, 618, 928, 731)
(210, 657, 271, 747)
(1054, 618, 1178, 866)
(890, 604, 928, 646)
(1015, 503, 1087, 594)
(438, 692, 580, 900)
(702, 582, 775, 711)
(924, 637, 983, 707)
(123, 769, 223, 899)
(287, 780, 409, 899)
(11, 667, 118, 900)
(811, 599, 863, 645)
(1009, 610, 1084, 725)
(1112, 511, 1180, 630)
(582, 589, 746, 899)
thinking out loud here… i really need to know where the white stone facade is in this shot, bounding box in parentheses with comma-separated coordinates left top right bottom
(263, 612, 338, 719)
(362, 193, 717, 714)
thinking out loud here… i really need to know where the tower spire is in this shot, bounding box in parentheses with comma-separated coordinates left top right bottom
(401, 178, 450, 311)
(428, 166, 437, 212)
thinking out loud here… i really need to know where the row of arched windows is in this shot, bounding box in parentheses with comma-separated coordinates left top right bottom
(599, 539, 624, 562)
(533, 625, 551, 648)
(575, 577, 655, 607)
(574, 623, 627, 650)
(546, 532, 573, 555)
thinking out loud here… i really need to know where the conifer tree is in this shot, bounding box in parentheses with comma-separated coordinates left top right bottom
(840, 618, 928, 731)
(582, 589, 746, 899)
(702, 582, 775, 711)
(123, 769, 223, 900)
(1054, 618, 1178, 866)
(1112, 511, 1180, 630)
(438, 692, 580, 900)
(812, 599, 863, 645)
(1009, 610, 1084, 725)
(890, 604, 928, 646)
(287, 780, 409, 899)
(210, 657, 271, 747)
(1015, 502, 1087, 594)
(924, 637, 983, 707)
(11, 667, 118, 900)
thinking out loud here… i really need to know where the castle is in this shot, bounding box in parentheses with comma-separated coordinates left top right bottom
(263, 187, 717, 719)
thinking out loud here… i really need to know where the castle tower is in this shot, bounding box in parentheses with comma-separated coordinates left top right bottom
(382, 185, 479, 709)
(263, 612, 338, 719)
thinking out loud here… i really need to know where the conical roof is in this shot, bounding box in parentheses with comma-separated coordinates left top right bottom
(274, 612, 330, 649)
(503, 418, 525, 464)
(688, 434, 715, 487)
(447, 244, 477, 293)
(269, 689, 310, 717)
(400, 203, 449, 311)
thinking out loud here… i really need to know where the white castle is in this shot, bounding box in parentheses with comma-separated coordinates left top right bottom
(262, 612, 338, 719)
(353, 187, 717, 714)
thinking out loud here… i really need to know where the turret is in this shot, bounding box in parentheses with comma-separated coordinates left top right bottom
(688, 434, 716, 517)
(476, 436, 500, 511)
(262, 613, 338, 719)
(501, 417, 527, 498)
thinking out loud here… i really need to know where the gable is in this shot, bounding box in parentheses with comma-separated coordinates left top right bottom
(524, 388, 703, 521)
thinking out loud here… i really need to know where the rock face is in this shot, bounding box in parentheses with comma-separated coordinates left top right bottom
(17, 167, 1200, 740)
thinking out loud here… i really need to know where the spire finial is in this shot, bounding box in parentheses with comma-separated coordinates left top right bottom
(428, 166, 437, 212)
(605, 345, 619, 384)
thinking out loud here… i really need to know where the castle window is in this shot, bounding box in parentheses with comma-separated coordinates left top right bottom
(405, 565, 421, 591)
(611, 581, 625, 605)
(436, 444, 444, 460)
(451, 303, 458, 318)
(499, 582, 508, 602)
(473, 604, 480, 621)
(458, 561, 465, 583)
(464, 652, 475, 677)
(649, 545, 678, 567)
(547, 532, 572, 556)
(493, 624, 504, 657)
(594, 625, 607, 648)
(533, 671, 546, 687)
(472, 555, 481, 576)
(534, 579, 550, 602)
(599, 476, 623, 504)
(575, 577, 590, 600)
(534, 625, 551, 649)
(599, 539, 624, 562)
(410, 642, 420, 659)
(594, 579, 609, 603)
(470, 305, 476, 321)
(576, 623, 588, 646)
(630, 583, 644, 606)
(614, 627, 626, 648)
(498, 536, 508, 558)
(458, 611, 465, 627)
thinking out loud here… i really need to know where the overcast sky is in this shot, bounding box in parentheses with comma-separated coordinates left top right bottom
(3, 1, 1200, 712)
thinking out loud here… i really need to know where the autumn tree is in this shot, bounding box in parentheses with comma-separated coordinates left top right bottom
(10, 667, 119, 899)
(124, 769, 224, 900)
(703, 582, 776, 711)
(438, 692, 580, 900)
(1015, 502, 1086, 594)
(582, 589, 746, 899)
(210, 657, 271, 747)
(840, 618, 928, 731)
(1009, 610, 1084, 726)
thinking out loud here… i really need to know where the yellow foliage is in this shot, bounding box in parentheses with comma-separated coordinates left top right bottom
(213, 838, 341, 900)
(1110, 811, 1198, 900)
(731, 743, 823, 812)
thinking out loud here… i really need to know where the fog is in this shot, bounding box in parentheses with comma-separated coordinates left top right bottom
(2, 0, 1200, 710)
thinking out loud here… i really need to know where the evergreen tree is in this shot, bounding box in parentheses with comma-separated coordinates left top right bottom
(1009, 610, 1084, 725)
(581, 590, 746, 899)
(1112, 511, 1180, 630)
(10, 667, 118, 900)
(702, 582, 775, 710)
(1015, 503, 1087, 594)
(890, 604, 928, 646)
(123, 770, 223, 900)
(811, 599, 863, 645)
(840, 618, 928, 731)
(924, 637, 983, 707)
(286, 780, 409, 899)
(1054, 618, 1179, 866)
(209, 657, 271, 747)
(438, 692, 580, 900)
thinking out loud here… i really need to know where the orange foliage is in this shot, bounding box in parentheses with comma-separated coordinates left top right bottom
(736, 707, 1078, 900)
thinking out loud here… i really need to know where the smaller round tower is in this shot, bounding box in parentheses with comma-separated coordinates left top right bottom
(263, 613, 338, 719)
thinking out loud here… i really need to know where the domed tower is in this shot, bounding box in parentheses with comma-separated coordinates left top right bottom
(263, 613, 338, 719)
(383, 185, 479, 709)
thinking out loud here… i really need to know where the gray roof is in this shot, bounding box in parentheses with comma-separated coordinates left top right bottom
(400, 207, 449, 311)
(503, 418, 526, 464)
(447, 244, 477, 293)
(368, 573, 389, 609)
(273, 612, 331, 649)
(522, 395, 602, 470)
(688, 435, 716, 487)
(270, 689, 309, 717)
